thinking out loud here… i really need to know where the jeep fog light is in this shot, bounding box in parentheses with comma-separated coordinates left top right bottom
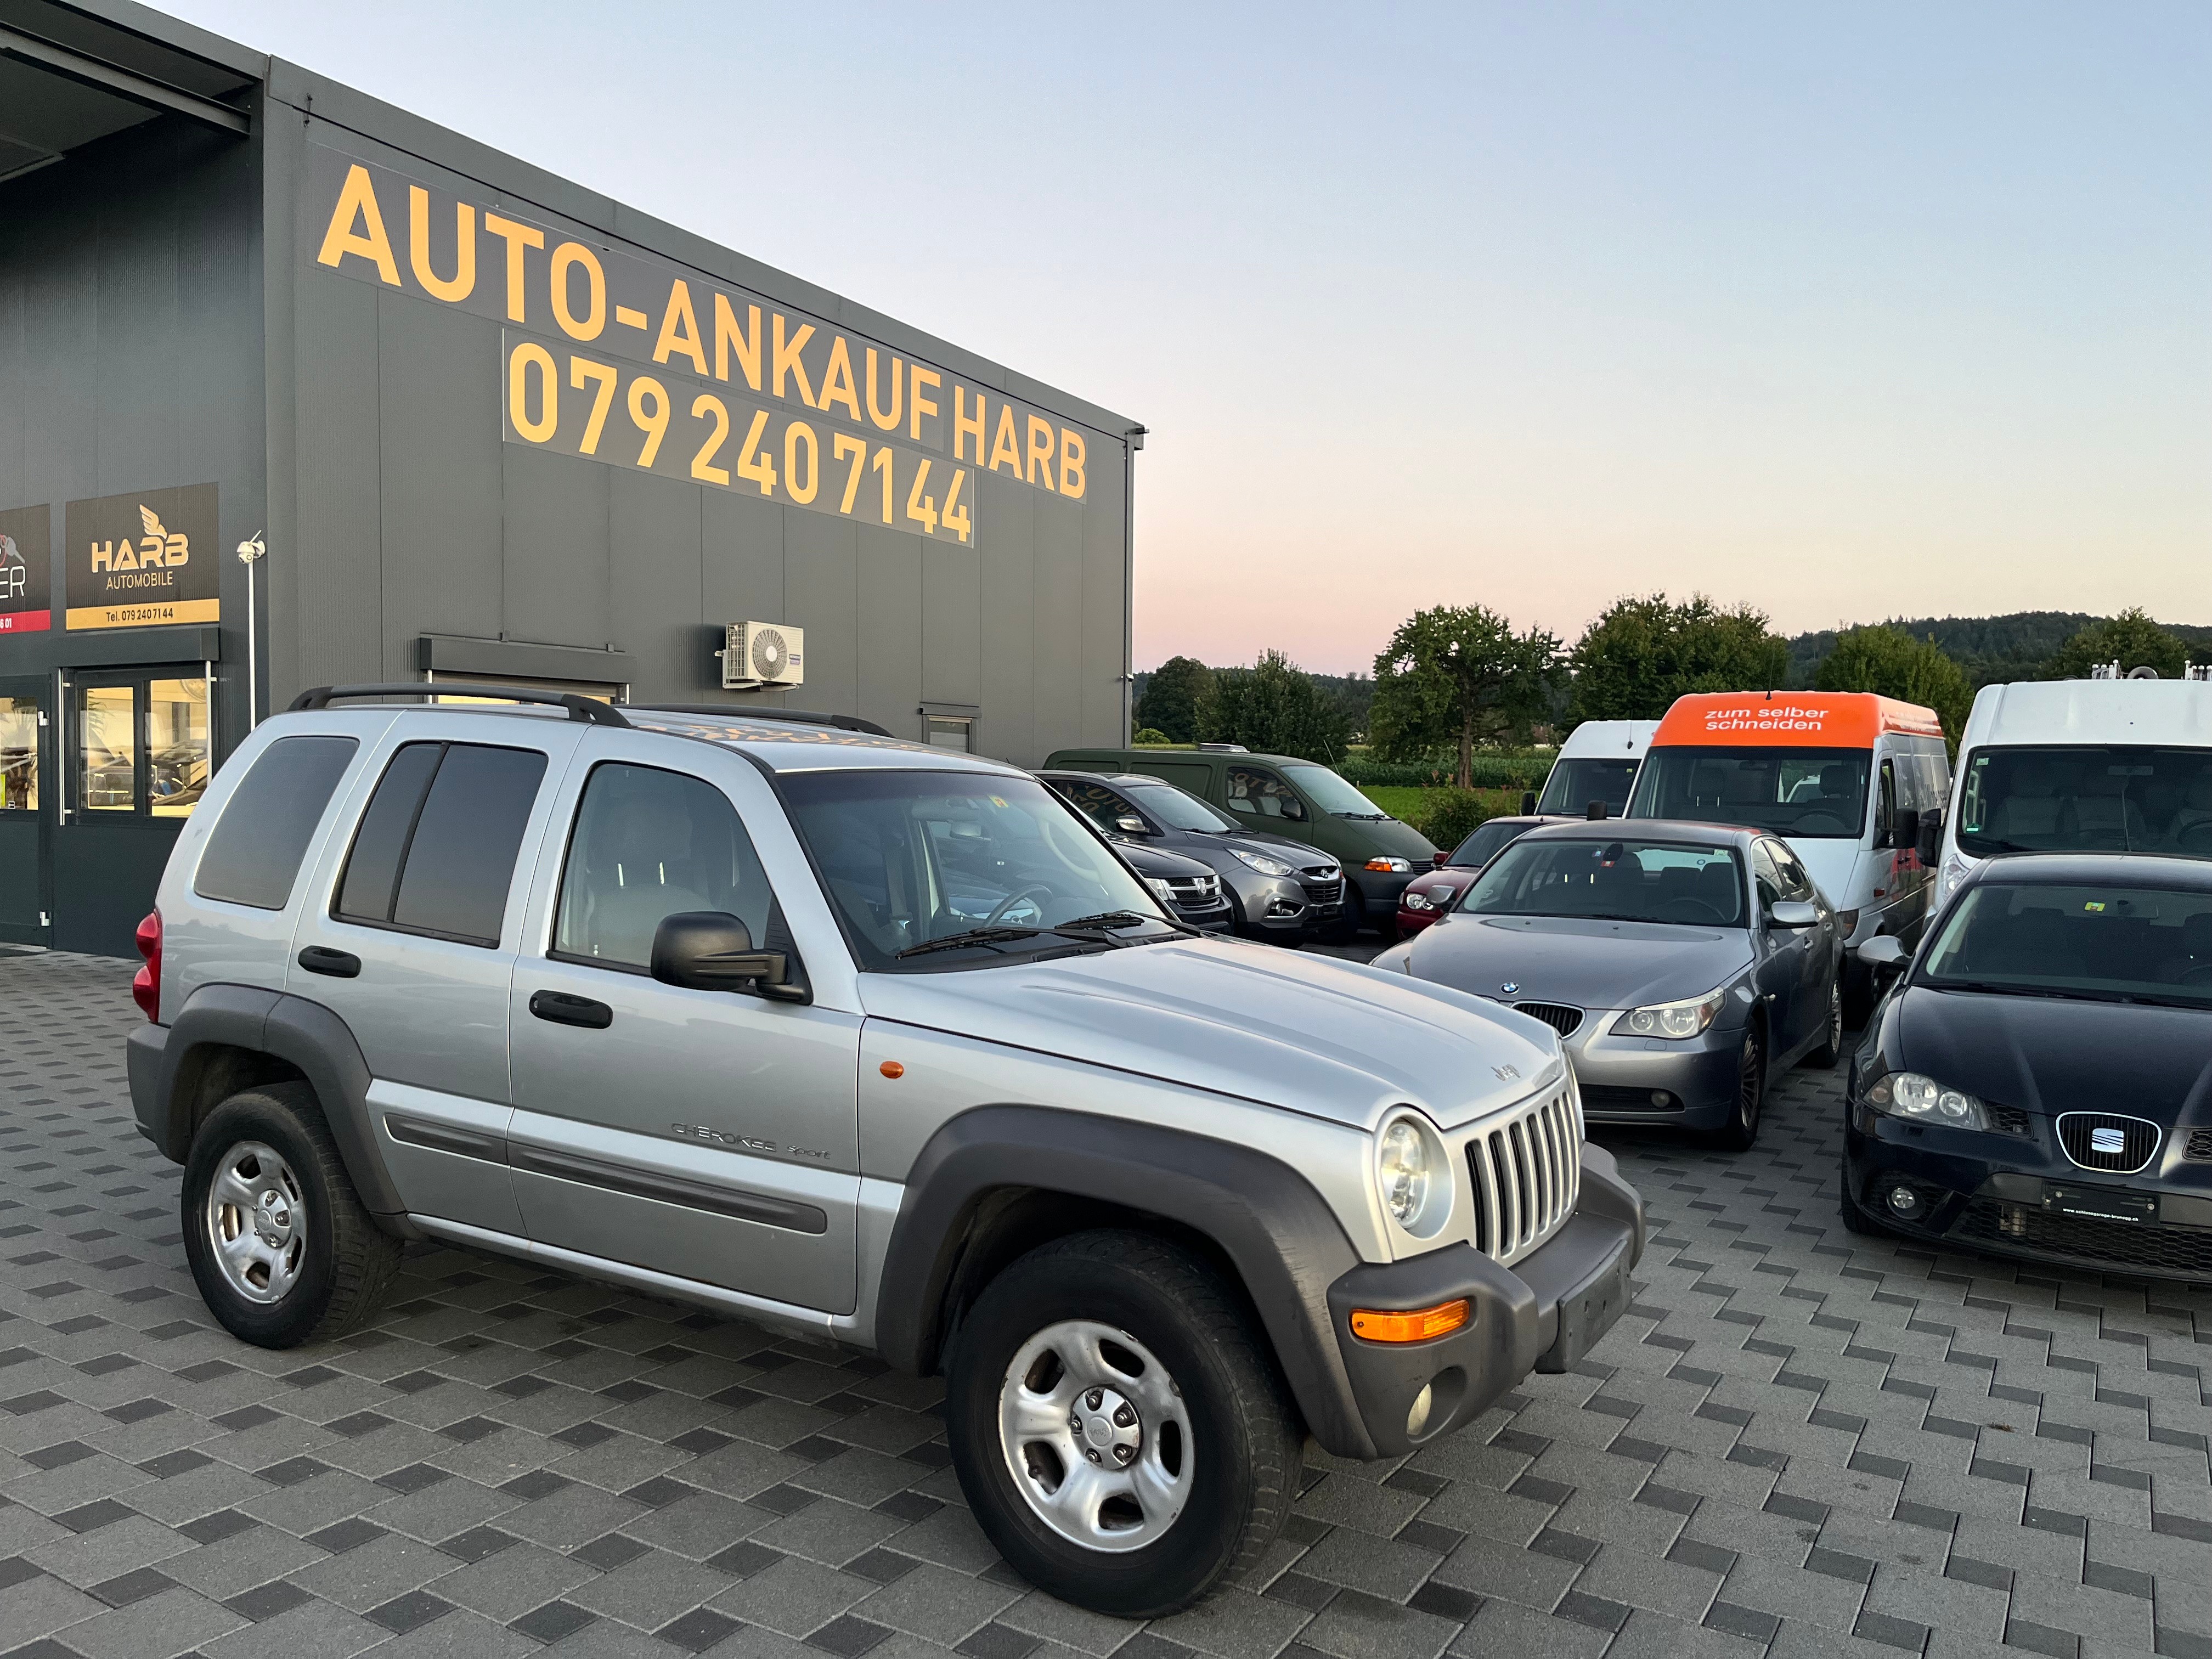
(1406, 1384, 1434, 1438)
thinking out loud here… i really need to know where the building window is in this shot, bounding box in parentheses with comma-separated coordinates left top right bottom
(926, 715, 973, 752)
(0, 695, 39, 812)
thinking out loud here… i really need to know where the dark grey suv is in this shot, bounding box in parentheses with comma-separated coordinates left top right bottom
(1040, 770, 1345, 943)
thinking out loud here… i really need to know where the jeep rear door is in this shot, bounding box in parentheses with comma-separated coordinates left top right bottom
(287, 716, 583, 1236)
(504, 734, 862, 1316)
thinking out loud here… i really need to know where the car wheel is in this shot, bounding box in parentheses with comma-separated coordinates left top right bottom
(946, 1229, 1299, 1617)
(182, 1084, 404, 1348)
(1805, 979, 1844, 1069)
(1708, 1024, 1765, 1151)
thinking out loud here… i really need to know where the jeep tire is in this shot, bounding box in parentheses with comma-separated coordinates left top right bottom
(182, 1083, 404, 1348)
(945, 1229, 1299, 1617)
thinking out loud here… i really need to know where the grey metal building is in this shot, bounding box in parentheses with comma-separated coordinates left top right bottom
(0, 0, 1140, 956)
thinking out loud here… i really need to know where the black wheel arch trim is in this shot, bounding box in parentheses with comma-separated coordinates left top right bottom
(129, 984, 417, 1235)
(874, 1105, 1376, 1457)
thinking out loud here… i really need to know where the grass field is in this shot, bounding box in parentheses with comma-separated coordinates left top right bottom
(1354, 784, 1525, 832)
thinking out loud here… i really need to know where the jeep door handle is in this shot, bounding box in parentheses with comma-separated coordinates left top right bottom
(297, 946, 361, 978)
(529, 990, 613, 1030)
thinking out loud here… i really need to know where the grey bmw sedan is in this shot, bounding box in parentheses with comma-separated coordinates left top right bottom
(1372, 822, 1846, 1148)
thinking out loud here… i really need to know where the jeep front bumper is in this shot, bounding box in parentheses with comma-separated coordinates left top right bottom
(1320, 1143, 1645, 1457)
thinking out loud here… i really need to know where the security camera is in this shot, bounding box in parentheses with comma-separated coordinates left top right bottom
(236, 533, 266, 564)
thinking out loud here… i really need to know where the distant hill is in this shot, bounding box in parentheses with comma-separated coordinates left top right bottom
(1787, 612, 2212, 689)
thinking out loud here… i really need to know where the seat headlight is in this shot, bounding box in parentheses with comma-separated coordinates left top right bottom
(1375, 1113, 1449, 1237)
(1229, 847, 1295, 877)
(1613, 987, 1726, 1040)
(1403, 893, 1435, 912)
(1864, 1070, 1987, 1130)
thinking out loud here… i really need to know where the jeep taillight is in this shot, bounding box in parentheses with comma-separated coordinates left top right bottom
(132, 910, 161, 1022)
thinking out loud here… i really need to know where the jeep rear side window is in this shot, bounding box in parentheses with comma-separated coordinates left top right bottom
(193, 736, 359, 910)
(336, 742, 548, 946)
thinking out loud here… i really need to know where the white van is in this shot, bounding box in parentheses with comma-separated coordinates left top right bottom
(1536, 719, 1657, 818)
(1626, 693, 1953, 1005)
(1933, 676, 2212, 910)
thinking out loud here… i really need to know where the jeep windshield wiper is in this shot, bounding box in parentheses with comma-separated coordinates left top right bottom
(894, 918, 1159, 960)
(895, 927, 1045, 958)
(1058, 910, 1197, 940)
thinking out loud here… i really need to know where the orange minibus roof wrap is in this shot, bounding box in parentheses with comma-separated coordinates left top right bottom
(1651, 692, 1943, 749)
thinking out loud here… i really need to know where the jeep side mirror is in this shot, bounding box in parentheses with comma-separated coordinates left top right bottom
(1915, 809, 1943, 865)
(1115, 814, 1150, 835)
(1857, 934, 1909, 978)
(652, 911, 804, 1001)
(1768, 900, 1819, 928)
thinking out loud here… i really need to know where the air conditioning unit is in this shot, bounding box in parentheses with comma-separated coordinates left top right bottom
(719, 622, 804, 689)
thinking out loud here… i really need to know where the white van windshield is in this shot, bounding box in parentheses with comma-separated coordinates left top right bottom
(1537, 758, 1639, 817)
(1629, 747, 1871, 838)
(1957, 746, 2212, 859)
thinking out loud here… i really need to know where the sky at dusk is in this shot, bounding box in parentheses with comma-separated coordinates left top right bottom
(172, 1, 2212, 674)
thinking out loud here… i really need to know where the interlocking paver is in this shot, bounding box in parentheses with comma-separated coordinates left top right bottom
(2, 949, 2209, 1659)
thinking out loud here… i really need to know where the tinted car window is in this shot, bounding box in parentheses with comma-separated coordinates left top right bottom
(1464, 837, 1745, 926)
(1226, 766, 1306, 822)
(1122, 783, 1239, 833)
(337, 742, 548, 946)
(194, 736, 359, 910)
(1448, 819, 1536, 869)
(1052, 778, 1141, 834)
(1922, 879, 2212, 1006)
(1956, 745, 2212, 859)
(1537, 758, 1639, 817)
(1631, 746, 1870, 838)
(554, 763, 775, 969)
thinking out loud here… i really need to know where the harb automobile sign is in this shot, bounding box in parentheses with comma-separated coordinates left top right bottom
(0, 504, 52, 634)
(64, 485, 219, 630)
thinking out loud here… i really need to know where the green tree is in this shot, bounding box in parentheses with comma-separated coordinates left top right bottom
(2043, 608, 2189, 681)
(1813, 625, 1973, 747)
(1195, 650, 1350, 760)
(1369, 606, 1562, 789)
(1568, 594, 1790, 721)
(1135, 656, 1214, 743)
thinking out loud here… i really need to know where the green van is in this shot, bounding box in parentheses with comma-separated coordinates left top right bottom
(1043, 745, 1438, 938)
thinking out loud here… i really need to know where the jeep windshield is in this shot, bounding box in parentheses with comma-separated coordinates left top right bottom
(1629, 746, 1870, 838)
(782, 770, 1177, 969)
(1462, 837, 1747, 927)
(1956, 746, 2212, 860)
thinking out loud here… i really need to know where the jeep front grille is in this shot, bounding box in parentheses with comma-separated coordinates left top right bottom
(1465, 1083, 1581, 1264)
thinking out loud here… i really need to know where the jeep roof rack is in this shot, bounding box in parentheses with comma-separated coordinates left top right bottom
(630, 706, 894, 738)
(289, 683, 631, 727)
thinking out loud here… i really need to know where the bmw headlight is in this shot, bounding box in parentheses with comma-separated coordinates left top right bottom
(1231, 848, 1294, 877)
(1613, 986, 1726, 1040)
(1375, 1112, 1449, 1237)
(1864, 1070, 1987, 1130)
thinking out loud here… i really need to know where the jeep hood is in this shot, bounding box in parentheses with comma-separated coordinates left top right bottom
(857, 939, 1559, 1131)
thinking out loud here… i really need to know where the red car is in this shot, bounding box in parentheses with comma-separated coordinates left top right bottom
(1397, 815, 1576, 934)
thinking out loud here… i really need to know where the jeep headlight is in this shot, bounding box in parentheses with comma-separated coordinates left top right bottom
(1230, 847, 1294, 877)
(1613, 986, 1726, 1040)
(1375, 1112, 1449, 1237)
(1864, 1070, 1987, 1130)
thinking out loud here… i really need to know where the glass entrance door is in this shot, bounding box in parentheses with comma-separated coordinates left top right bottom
(0, 677, 50, 946)
(54, 668, 212, 956)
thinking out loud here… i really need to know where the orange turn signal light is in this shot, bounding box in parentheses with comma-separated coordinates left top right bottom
(879, 1061, 905, 1079)
(1349, 1299, 1470, 1343)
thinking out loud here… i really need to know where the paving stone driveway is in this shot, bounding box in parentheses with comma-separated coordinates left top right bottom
(1, 949, 2208, 1659)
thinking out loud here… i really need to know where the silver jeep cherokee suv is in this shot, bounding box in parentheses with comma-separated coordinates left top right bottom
(126, 686, 1644, 1616)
